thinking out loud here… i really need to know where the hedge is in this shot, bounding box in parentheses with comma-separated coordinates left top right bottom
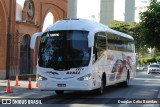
(138, 56, 160, 64)
(156, 56, 160, 61)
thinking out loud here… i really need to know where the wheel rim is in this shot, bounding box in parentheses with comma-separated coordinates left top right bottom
(100, 80, 104, 94)
(126, 78, 129, 85)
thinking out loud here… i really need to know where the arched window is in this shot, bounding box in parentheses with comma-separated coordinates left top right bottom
(20, 34, 32, 74)
(42, 12, 55, 32)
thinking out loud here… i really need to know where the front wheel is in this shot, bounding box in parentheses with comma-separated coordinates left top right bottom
(94, 79, 105, 95)
(55, 90, 64, 95)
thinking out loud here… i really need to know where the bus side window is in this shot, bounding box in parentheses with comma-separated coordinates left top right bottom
(93, 32, 106, 63)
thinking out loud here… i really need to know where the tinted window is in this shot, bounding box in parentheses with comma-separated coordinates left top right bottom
(149, 65, 160, 68)
(93, 32, 106, 61)
(107, 33, 134, 52)
(38, 30, 91, 70)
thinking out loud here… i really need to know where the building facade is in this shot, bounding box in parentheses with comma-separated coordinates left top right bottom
(100, 0, 150, 25)
(67, 0, 151, 25)
(0, 0, 67, 79)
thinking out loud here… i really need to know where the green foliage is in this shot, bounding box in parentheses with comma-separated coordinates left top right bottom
(140, 0, 160, 50)
(150, 48, 160, 57)
(138, 56, 160, 64)
(156, 56, 160, 61)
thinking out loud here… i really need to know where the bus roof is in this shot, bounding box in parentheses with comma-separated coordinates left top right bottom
(106, 28, 134, 40)
(45, 18, 108, 32)
(45, 18, 133, 40)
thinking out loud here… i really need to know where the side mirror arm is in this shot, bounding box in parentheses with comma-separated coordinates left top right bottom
(30, 32, 43, 49)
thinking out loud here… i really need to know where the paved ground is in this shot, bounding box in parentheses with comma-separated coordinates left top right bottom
(0, 70, 160, 107)
(0, 80, 54, 98)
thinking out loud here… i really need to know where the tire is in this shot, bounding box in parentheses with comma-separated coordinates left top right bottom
(94, 78, 105, 95)
(55, 90, 64, 95)
(118, 71, 130, 87)
(123, 71, 130, 87)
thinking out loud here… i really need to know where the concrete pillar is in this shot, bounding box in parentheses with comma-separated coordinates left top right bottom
(100, 0, 114, 25)
(67, 0, 77, 18)
(125, 0, 135, 22)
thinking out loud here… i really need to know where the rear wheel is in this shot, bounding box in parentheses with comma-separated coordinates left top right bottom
(55, 90, 64, 95)
(118, 71, 130, 87)
(123, 71, 130, 87)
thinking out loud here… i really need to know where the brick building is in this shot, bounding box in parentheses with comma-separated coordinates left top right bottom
(0, 0, 67, 79)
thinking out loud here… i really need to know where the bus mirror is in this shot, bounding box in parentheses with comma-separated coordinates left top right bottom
(88, 32, 94, 47)
(30, 32, 43, 49)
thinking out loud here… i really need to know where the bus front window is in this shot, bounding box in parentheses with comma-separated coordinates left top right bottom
(38, 30, 91, 70)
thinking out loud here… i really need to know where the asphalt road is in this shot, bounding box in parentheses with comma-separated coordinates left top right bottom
(41, 70, 160, 107)
(1, 70, 160, 107)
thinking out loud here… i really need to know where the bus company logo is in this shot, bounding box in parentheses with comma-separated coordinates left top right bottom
(46, 71, 59, 75)
(76, 68, 84, 71)
(66, 71, 80, 74)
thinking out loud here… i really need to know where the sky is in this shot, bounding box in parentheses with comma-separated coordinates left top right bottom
(77, 0, 100, 22)
(16, 0, 25, 7)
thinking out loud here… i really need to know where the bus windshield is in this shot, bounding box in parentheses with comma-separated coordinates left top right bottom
(38, 30, 91, 70)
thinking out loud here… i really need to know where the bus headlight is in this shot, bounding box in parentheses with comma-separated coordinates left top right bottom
(77, 74, 92, 81)
(38, 75, 47, 81)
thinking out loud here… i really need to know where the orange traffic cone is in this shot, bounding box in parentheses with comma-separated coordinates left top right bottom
(6, 79, 12, 93)
(27, 77, 32, 90)
(15, 74, 20, 86)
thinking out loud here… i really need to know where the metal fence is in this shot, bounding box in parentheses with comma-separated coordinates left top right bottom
(6, 31, 34, 78)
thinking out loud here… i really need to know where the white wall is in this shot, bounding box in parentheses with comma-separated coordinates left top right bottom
(67, 0, 77, 18)
(114, 0, 125, 21)
(100, 0, 114, 25)
(134, 0, 150, 22)
(16, 0, 25, 21)
(125, 0, 135, 22)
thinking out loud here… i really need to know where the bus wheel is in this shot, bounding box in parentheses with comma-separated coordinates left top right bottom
(118, 71, 130, 87)
(55, 90, 64, 95)
(94, 79, 105, 95)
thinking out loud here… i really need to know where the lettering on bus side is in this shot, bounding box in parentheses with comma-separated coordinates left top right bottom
(46, 71, 59, 75)
(76, 68, 84, 70)
(66, 71, 80, 74)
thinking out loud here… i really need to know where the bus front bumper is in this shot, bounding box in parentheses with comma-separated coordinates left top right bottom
(38, 80, 94, 91)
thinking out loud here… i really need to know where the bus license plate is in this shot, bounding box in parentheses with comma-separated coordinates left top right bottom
(57, 83, 66, 87)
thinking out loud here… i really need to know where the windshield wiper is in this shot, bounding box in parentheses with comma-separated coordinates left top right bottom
(53, 67, 71, 71)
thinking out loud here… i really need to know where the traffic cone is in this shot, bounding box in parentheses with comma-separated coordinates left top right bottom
(6, 79, 13, 93)
(27, 77, 32, 90)
(15, 74, 20, 86)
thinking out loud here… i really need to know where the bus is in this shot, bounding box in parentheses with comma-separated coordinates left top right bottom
(30, 18, 136, 95)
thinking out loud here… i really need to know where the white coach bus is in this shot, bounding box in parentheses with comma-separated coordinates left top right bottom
(30, 18, 136, 95)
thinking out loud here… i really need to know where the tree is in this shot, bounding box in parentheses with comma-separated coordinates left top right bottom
(140, 0, 160, 50)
